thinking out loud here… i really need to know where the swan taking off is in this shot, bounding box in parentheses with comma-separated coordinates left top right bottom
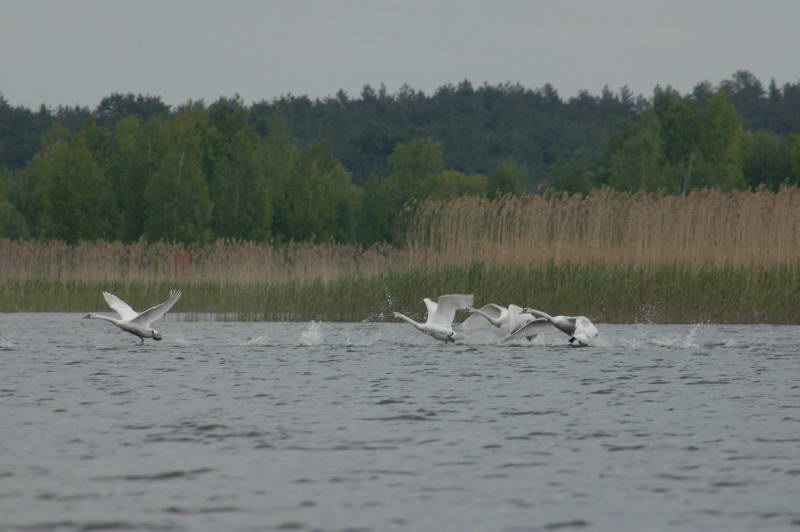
(84, 289, 182, 344)
(394, 294, 474, 343)
(462, 303, 540, 339)
(503, 308, 598, 346)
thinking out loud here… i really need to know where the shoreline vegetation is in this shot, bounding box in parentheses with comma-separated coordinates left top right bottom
(2, 188, 799, 324)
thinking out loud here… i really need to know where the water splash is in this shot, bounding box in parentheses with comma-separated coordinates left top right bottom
(299, 321, 324, 346)
(169, 332, 191, 346)
(682, 323, 702, 348)
(345, 321, 379, 346)
(0, 334, 14, 350)
(241, 333, 271, 346)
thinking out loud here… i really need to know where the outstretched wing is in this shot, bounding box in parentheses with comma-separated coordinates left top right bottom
(423, 298, 438, 325)
(131, 289, 182, 327)
(102, 292, 139, 321)
(501, 317, 549, 343)
(461, 303, 505, 330)
(430, 294, 474, 328)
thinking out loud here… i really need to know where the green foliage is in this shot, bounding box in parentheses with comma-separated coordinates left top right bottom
(488, 160, 527, 198)
(20, 132, 118, 243)
(387, 137, 445, 199)
(143, 104, 213, 243)
(742, 131, 794, 189)
(0, 166, 28, 238)
(551, 151, 597, 194)
(429, 169, 488, 199)
(601, 89, 746, 193)
(3, 72, 800, 247)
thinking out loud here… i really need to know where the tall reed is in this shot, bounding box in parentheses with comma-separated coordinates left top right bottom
(2, 187, 799, 322)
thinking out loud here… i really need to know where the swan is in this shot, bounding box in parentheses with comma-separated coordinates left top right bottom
(503, 308, 598, 346)
(394, 294, 474, 343)
(84, 289, 182, 344)
(462, 303, 541, 340)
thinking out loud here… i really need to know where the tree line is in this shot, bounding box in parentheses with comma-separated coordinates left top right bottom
(0, 70, 799, 245)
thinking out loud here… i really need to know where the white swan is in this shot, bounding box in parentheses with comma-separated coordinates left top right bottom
(462, 303, 541, 340)
(84, 289, 182, 344)
(394, 294, 474, 343)
(503, 308, 598, 346)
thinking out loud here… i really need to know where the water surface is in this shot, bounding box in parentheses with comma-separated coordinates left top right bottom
(1, 314, 799, 531)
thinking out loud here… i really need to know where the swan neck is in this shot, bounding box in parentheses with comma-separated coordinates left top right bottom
(394, 312, 423, 330)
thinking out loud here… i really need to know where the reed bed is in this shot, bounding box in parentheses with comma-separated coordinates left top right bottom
(404, 186, 800, 269)
(2, 187, 799, 323)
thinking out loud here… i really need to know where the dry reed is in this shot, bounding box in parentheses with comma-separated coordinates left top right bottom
(2, 187, 799, 322)
(404, 186, 800, 269)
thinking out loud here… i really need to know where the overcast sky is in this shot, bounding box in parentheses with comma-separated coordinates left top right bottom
(2, 0, 799, 110)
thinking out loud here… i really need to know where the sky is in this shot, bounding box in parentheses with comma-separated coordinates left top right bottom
(2, 0, 799, 110)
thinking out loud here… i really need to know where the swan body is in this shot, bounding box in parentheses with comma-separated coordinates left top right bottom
(84, 289, 182, 344)
(504, 308, 598, 346)
(394, 294, 474, 343)
(462, 303, 538, 336)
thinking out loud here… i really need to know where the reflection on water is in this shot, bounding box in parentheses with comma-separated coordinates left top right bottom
(0, 314, 798, 531)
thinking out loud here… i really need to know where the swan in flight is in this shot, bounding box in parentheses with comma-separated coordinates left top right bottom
(394, 294, 474, 343)
(84, 289, 182, 344)
(503, 308, 598, 346)
(462, 303, 541, 340)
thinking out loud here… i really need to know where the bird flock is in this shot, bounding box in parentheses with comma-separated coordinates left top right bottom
(84, 290, 598, 347)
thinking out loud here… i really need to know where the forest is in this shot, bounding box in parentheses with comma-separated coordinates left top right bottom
(1, 69, 800, 247)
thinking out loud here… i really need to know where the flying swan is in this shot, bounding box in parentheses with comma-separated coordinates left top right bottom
(503, 308, 598, 346)
(394, 294, 474, 343)
(461, 303, 542, 340)
(84, 289, 182, 344)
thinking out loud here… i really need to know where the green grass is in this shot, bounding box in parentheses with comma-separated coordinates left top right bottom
(2, 262, 799, 323)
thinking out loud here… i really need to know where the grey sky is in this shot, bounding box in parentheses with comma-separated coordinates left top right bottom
(2, 0, 798, 110)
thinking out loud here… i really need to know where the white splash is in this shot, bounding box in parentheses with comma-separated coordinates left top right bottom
(345, 322, 379, 346)
(682, 323, 702, 348)
(241, 333, 271, 346)
(0, 334, 14, 350)
(299, 321, 324, 346)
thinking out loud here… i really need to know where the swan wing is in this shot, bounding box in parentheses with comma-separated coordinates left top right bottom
(501, 317, 549, 342)
(423, 298, 438, 325)
(102, 292, 139, 321)
(430, 294, 474, 328)
(574, 316, 598, 339)
(131, 289, 182, 327)
(507, 304, 525, 315)
(461, 303, 505, 330)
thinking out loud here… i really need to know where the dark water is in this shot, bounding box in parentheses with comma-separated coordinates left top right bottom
(1, 314, 799, 531)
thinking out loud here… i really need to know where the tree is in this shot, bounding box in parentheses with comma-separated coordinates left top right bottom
(0, 166, 28, 238)
(25, 132, 118, 243)
(144, 103, 213, 243)
(106, 117, 169, 242)
(387, 138, 445, 199)
(205, 97, 273, 241)
(429, 169, 488, 199)
(742, 131, 792, 189)
(604, 113, 674, 192)
(695, 91, 745, 190)
(551, 151, 597, 194)
(487, 159, 527, 198)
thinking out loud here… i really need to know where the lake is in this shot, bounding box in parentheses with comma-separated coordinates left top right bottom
(1, 314, 798, 531)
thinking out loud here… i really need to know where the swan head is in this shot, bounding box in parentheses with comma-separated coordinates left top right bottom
(152, 329, 163, 341)
(446, 331, 455, 343)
